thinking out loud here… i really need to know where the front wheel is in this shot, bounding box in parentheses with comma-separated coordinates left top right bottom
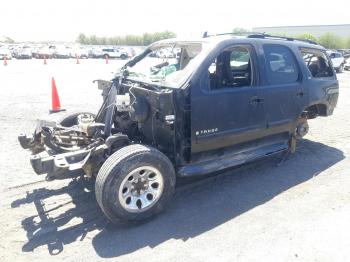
(95, 144, 176, 223)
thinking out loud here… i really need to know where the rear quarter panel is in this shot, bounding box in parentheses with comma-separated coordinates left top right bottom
(296, 46, 339, 116)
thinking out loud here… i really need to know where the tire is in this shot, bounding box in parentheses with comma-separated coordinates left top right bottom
(120, 54, 127, 60)
(95, 144, 176, 223)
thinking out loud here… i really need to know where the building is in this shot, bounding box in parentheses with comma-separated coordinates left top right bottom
(252, 24, 350, 38)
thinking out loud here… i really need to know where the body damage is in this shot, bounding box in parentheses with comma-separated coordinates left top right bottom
(18, 35, 340, 223)
(19, 35, 339, 181)
(19, 77, 178, 180)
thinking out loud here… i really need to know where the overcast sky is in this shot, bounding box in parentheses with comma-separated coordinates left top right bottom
(1, 0, 349, 41)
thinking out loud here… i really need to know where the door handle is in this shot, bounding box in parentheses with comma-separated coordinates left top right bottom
(250, 96, 264, 106)
(296, 91, 304, 97)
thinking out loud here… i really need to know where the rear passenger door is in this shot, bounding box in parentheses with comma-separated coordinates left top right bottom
(259, 44, 305, 135)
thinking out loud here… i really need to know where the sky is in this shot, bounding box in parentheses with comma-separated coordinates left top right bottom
(1, 0, 350, 42)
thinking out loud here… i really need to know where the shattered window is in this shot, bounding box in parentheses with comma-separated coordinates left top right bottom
(126, 43, 204, 86)
(300, 48, 334, 78)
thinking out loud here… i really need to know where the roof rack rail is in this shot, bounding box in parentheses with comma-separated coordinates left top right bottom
(202, 31, 318, 45)
(247, 33, 318, 45)
(202, 31, 265, 38)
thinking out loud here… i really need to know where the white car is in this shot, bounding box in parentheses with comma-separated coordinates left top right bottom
(71, 47, 89, 58)
(344, 59, 350, 71)
(327, 50, 345, 73)
(0, 48, 12, 60)
(16, 47, 32, 59)
(53, 47, 71, 59)
(88, 48, 103, 58)
(102, 48, 128, 59)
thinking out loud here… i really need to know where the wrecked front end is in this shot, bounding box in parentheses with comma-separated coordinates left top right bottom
(19, 40, 206, 181)
(19, 76, 176, 181)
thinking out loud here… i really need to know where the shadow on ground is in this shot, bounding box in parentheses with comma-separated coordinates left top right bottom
(11, 139, 344, 257)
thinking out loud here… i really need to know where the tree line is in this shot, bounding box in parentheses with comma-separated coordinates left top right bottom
(277, 32, 350, 49)
(76, 31, 176, 46)
(232, 28, 350, 49)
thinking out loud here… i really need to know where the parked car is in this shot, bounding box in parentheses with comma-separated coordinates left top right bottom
(0, 48, 12, 60)
(102, 48, 128, 59)
(10, 46, 19, 58)
(16, 47, 32, 59)
(53, 47, 71, 59)
(327, 50, 345, 73)
(71, 47, 89, 59)
(124, 47, 136, 58)
(19, 33, 339, 224)
(149, 48, 176, 58)
(33, 47, 53, 59)
(337, 49, 350, 59)
(88, 48, 103, 58)
(89, 48, 103, 58)
(345, 59, 350, 71)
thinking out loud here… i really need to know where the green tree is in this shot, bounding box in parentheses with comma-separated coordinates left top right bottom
(76, 33, 87, 44)
(232, 27, 249, 35)
(345, 36, 350, 49)
(142, 33, 153, 45)
(318, 33, 344, 49)
(293, 33, 318, 43)
(76, 31, 176, 46)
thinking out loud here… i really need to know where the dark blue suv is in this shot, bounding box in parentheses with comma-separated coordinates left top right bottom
(19, 33, 339, 223)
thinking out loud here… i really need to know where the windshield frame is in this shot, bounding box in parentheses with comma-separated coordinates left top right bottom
(122, 40, 214, 89)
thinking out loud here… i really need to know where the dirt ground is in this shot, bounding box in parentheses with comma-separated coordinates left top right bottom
(1, 59, 350, 262)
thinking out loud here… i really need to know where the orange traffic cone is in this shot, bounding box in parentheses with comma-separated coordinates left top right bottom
(44, 56, 47, 65)
(50, 77, 65, 113)
(3, 57, 7, 66)
(105, 55, 109, 64)
(76, 54, 80, 64)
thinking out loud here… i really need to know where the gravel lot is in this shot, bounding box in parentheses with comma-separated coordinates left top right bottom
(1, 59, 350, 262)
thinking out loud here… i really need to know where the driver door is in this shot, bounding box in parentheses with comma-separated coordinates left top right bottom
(190, 44, 266, 153)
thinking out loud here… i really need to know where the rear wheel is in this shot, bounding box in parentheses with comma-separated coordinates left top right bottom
(95, 144, 176, 223)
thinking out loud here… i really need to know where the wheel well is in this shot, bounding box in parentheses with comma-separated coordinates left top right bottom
(304, 104, 328, 119)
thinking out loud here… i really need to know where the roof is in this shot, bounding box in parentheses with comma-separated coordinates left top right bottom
(150, 33, 323, 50)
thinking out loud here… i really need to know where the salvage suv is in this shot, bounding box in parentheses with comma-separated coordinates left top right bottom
(19, 33, 339, 223)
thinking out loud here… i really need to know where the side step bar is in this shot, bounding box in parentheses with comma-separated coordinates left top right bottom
(178, 143, 288, 177)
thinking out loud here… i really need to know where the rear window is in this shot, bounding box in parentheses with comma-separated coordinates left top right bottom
(263, 44, 299, 85)
(300, 48, 334, 78)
